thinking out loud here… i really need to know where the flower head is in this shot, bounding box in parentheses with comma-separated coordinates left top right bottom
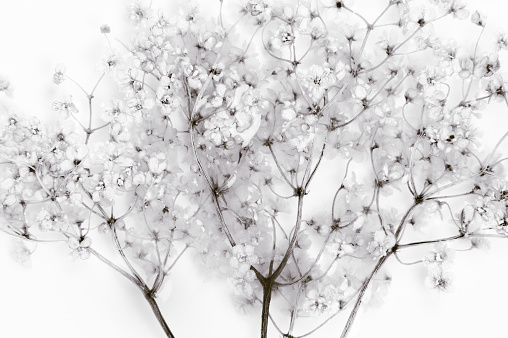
(10, 239, 32, 267)
(367, 230, 396, 258)
(100, 24, 111, 34)
(52, 95, 78, 118)
(68, 236, 92, 260)
(425, 269, 454, 292)
(471, 10, 486, 27)
(53, 64, 66, 85)
(0, 75, 13, 97)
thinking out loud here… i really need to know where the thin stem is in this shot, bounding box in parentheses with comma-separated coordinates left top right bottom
(241, 26, 262, 57)
(186, 51, 237, 248)
(485, 130, 508, 166)
(190, 53, 222, 119)
(361, 27, 422, 74)
(90, 72, 106, 96)
(269, 217, 277, 276)
(397, 234, 464, 249)
(89, 248, 140, 287)
(268, 312, 285, 336)
(295, 306, 341, 338)
(368, 75, 395, 103)
(320, 76, 353, 114)
(226, 13, 246, 36)
(275, 230, 333, 286)
(393, 251, 423, 266)
(260, 284, 273, 338)
(64, 75, 89, 97)
(270, 194, 305, 281)
(268, 143, 295, 189)
(304, 143, 326, 191)
(340, 253, 390, 338)
(0, 226, 67, 243)
(90, 122, 111, 133)
(70, 112, 87, 131)
(287, 283, 304, 336)
(395, 203, 417, 241)
(144, 292, 176, 338)
(112, 227, 146, 286)
(267, 184, 294, 199)
(454, 95, 492, 110)
(259, 192, 305, 338)
(219, 0, 224, 30)
(336, 108, 366, 128)
(298, 40, 315, 63)
(85, 95, 94, 144)
(490, 157, 508, 169)
(343, 6, 370, 27)
(212, 192, 237, 247)
(427, 191, 476, 200)
(463, 26, 485, 101)
(90, 248, 176, 338)
(469, 233, 508, 238)
(81, 202, 105, 218)
(261, 19, 293, 65)
(164, 245, 189, 274)
(266, 210, 289, 239)
(332, 158, 353, 222)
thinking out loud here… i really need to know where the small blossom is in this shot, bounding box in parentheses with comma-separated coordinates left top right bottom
(100, 24, 111, 34)
(130, 1, 151, 25)
(230, 244, 260, 273)
(425, 269, 454, 292)
(368, 230, 396, 258)
(271, 24, 295, 49)
(101, 100, 128, 123)
(297, 65, 337, 103)
(454, 56, 474, 79)
(351, 80, 369, 100)
(147, 152, 167, 175)
(484, 74, 506, 100)
(0, 75, 13, 97)
(469, 237, 490, 251)
(471, 10, 486, 27)
(328, 232, 355, 257)
(68, 236, 92, 260)
(228, 269, 256, 297)
(303, 284, 339, 315)
(53, 64, 66, 85)
(495, 32, 508, 51)
(59, 145, 89, 172)
(447, 1, 469, 20)
(245, 0, 269, 16)
(424, 244, 455, 269)
(37, 209, 68, 232)
(52, 95, 79, 118)
(10, 239, 32, 266)
(474, 53, 500, 78)
(99, 50, 122, 73)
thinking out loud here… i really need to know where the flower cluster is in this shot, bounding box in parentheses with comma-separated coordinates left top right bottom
(1, 0, 508, 337)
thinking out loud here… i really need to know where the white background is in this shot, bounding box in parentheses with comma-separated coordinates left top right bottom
(1, 0, 508, 338)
